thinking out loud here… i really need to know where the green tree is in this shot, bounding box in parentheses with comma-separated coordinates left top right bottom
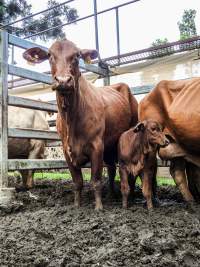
(151, 38, 169, 47)
(178, 9, 197, 40)
(0, 0, 78, 41)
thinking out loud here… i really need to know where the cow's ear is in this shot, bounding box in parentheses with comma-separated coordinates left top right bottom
(133, 122, 145, 133)
(23, 47, 49, 64)
(80, 49, 98, 63)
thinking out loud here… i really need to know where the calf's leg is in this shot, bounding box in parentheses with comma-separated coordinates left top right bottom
(119, 167, 130, 208)
(141, 171, 153, 210)
(170, 158, 194, 202)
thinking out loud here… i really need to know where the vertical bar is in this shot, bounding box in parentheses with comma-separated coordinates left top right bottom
(115, 7, 120, 64)
(0, 30, 9, 188)
(11, 45, 14, 88)
(103, 75, 110, 86)
(0, 31, 8, 189)
(93, 0, 100, 59)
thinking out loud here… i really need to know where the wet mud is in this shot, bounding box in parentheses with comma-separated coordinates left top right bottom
(0, 178, 200, 267)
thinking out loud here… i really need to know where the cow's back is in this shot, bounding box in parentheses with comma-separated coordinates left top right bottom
(139, 78, 200, 153)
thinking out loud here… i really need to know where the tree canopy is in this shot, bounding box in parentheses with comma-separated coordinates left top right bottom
(0, 0, 78, 41)
(178, 9, 197, 40)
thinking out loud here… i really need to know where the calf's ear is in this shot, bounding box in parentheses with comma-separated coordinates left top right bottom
(80, 49, 99, 63)
(133, 122, 145, 133)
(23, 47, 49, 64)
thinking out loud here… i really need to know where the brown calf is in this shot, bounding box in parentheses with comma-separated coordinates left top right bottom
(118, 120, 169, 209)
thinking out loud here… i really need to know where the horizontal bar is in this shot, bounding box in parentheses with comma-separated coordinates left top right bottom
(8, 65, 52, 84)
(8, 63, 106, 81)
(8, 34, 48, 51)
(79, 60, 107, 76)
(8, 35, 108, 76)
(46, 141, 62, 147)
(8, 159, 68, 170)
(131, 85, 154, 95)
(8, 128, 60, 140)
(8, 158, 168, 171)
(8, 95, 58, 113)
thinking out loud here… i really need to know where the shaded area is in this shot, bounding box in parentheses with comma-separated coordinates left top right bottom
(0, 179, 200, 267)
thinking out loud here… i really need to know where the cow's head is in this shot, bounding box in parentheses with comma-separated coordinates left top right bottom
(133, 120, 169, 147)
(23, 39, 98, 94)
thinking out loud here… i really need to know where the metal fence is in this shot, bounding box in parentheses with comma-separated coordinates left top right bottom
(0, 30, 169, 202)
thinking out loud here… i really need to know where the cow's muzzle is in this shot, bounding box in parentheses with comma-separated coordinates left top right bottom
(52, 75, 74, 92)
(159, 138, 170, 148)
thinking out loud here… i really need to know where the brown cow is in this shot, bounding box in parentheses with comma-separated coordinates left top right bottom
(139, 78, 200, 203)
(23, 39, 138, 210)
(118, 120, 169, 209)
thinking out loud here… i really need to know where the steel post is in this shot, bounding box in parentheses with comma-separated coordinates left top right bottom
(0, 30, 15, 204)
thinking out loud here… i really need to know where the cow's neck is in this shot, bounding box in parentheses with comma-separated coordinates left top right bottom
(56, 74, 93, 129)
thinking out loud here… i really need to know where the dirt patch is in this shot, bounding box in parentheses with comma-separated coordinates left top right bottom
(0, 178, 200, 267)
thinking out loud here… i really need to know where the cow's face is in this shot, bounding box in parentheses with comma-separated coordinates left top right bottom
(23, 40, 98, 94)
(134, 120, 169, 147)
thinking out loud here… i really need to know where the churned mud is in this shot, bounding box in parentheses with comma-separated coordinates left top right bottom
(0, 178, 200, 267)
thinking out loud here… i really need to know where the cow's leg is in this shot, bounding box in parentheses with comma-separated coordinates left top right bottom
(107, 164, 116, 194)
(21, 170, 28, 188)
(26, 170, 34, 189)
(186, 162, 200, 202)
(91, 141, 104, 211)
(141, 171, 153, 210)
(119, 167, 130, 208)
(68, 164, 83, 208)
(170, 158, 194, 202)
(128, 173, 136, 197)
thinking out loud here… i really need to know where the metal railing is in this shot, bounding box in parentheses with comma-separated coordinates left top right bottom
(0, 30, 168, 199)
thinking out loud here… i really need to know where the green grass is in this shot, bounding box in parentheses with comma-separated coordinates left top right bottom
(8, 170, 176, 186)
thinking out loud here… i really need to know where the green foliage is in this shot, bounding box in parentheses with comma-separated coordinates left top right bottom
(178, 9, 197, 40)
(151, 38, 169, 47)
(0, 0, 78, 41)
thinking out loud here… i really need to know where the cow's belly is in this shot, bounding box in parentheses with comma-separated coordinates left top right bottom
(8, 138, 30, 159)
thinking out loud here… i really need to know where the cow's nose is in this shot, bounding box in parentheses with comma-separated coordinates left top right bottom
(55, 76, 72, 85)
(164, 139, 170, 146)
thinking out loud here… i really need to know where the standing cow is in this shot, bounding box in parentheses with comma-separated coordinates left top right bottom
(118, 120, 169, 209)
(23, 39, 138, 210)
(139, 78, 200, 203)
(8, 106, 49, 189)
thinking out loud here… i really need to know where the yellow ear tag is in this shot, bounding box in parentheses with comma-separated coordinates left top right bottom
(84, 55, 92, 64)
(27, 60, 36, 66)
(26, 55, 39, 65)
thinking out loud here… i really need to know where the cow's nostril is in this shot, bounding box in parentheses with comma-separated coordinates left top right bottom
(165, 139, 170, 146)
(54, 76, 59, 82)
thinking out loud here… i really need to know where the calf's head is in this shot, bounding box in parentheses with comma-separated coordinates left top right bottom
(133, 120, 169, 148)
(23, 39, 98, 94)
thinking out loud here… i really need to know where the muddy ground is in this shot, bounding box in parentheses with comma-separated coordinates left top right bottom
(0, 178, 200, 267)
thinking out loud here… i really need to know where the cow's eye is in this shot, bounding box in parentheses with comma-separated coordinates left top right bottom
(72, 56, 79, 65)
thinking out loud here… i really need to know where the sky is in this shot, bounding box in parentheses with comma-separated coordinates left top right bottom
(13, 0, 200, 71)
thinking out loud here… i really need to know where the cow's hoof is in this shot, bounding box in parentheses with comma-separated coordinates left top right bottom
(95, 204, 103, 211)
(74, 202, 81, 209)
(15, 185, 29, 192)
(186, 201, 196, 213)
(147, 208, 154, 215)
(152, 197, 160, 207)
